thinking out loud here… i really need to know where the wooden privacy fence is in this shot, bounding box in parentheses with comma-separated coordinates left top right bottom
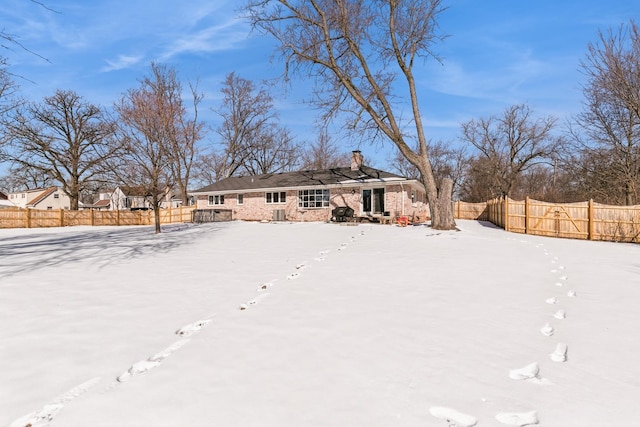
(0, 206, 196, 229)
(486, 197, 640, 243)
(454, 200, 490, 220)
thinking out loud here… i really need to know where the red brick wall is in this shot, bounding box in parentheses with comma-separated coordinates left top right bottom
(195, 184, 430, 222)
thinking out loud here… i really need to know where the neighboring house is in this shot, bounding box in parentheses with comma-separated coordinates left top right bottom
(190, 151, 429, 222)
(95, 186, 183, 210)
(7, 187, 71, 210)
(159, 192, 191, 209)
(95, 186, 153, 211)
(0, 192, 15, 209)
(92, 198, 111, 210)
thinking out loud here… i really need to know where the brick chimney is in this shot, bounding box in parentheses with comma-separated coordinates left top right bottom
(350, 150, 364, 171)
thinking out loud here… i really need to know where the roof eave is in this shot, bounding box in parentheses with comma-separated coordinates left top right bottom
(189, 177, 423, 195)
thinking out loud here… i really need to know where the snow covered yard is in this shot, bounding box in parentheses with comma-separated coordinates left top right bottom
(1, 220, 639, 427)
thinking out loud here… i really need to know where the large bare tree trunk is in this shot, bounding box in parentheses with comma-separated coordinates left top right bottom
(432, 178, 455, 229)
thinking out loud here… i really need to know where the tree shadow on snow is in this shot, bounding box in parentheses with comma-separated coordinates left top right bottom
(0, 223, 226, 279)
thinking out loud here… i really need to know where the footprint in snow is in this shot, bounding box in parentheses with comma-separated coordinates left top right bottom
(553, 309, 566, 320)
(176, 319, 212, 337)
(540, 322, 554, 336)
(287, 272, 301, 280)
(429, 406, 478, 427)
(296, 263, 307, 270)
(314, 256, 326, 262)
(550, 342, 568, 362)
(554, 281, 564, 287)
(495, 410, 539, 426)
(257, 282, 273, 291)
(117, 338, 192, 383)
(117, 359, 161, 382)
(559, 275, 568, 281)
(509, 362, 552, 385)
(545, 297, 558, 305)
(249, 292, 269, 305)
(9, 377, 102, 427)
(240, 293, 270, 310)
(567, 290, 577, 297)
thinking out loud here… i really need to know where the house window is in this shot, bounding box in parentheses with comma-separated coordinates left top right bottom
(266, 191, 286, 204)
(54, 194, 60, 199)
(237, 194, 244, 205)
(208, 195, 224, 205)
(298, 189, 330, 208)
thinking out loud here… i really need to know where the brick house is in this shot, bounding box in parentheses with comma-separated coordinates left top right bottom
(190, 151, 429, 222)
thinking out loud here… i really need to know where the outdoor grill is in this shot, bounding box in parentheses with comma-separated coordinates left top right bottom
(332, 206, 354, 222)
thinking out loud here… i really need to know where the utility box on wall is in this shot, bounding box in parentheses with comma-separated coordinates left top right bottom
(192, 209, 233, 223)
(272, 209, 286, 221)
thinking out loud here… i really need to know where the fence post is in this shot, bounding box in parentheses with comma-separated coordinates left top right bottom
(90, 209, 94, 227)
(524, 196, 530, 234)
(25, 208, 31, 228)
(59, 209, 64, 227)
(116, 209, 120, 226)
(588, 199, 594, 240)
(504, 196, 509, 232)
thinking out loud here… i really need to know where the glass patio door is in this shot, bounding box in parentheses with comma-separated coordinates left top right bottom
(362, 188, 384, 214)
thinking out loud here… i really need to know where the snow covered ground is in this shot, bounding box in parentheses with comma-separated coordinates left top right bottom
(1, 220, 639, 427)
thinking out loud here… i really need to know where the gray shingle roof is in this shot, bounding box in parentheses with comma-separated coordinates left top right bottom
(192, 166, 406, 194)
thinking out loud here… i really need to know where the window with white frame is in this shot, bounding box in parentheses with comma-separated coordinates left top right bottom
(237, 194, 244, 205)
(208, 195, 224, 205)
(298, 189, 330, 208)
(54, 194, 60, 199)
(265, 191, 286, 204)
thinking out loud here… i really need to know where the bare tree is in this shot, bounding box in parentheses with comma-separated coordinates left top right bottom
(0, 57, 22, 161)
(0, 164, 52, 193)
(389, 140, 468, 198)
(569, 20, 640, 205)
(460, 104, 561, 199)
(115, 64, 178, 233)
(0, 58, 19, 117)
(163, 72, 205, 206)
(214, 72, 300, 177)
(300, 130, 349, 170)
(240, 124, 301, 175)
(245, 0, 456, 229)
(0, 1, 56, 63)
(191, 151, 227, 186)
(4, 89, 119, 209)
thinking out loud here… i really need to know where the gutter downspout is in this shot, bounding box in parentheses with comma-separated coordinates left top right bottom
(399, 182, 405, 216)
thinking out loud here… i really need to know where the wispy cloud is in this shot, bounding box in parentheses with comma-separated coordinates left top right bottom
(159, 18, 250, 61)
(102, 55, 144, 72)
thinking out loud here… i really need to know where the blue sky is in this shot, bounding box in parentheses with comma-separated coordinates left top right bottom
(2, 0, 638, 169)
